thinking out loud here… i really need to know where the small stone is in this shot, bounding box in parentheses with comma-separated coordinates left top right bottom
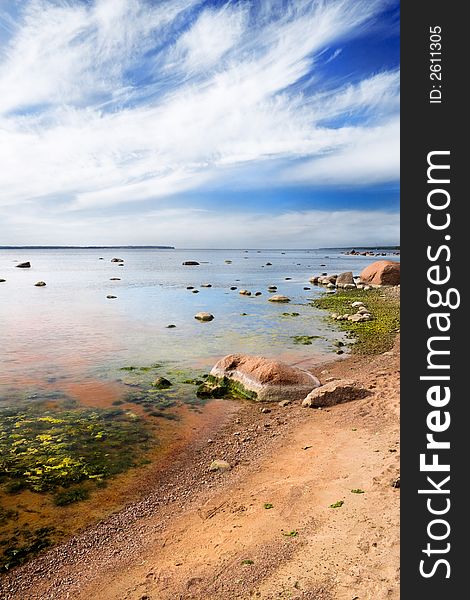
(230, 286, 237, 290)
(195, 312, 214, 321)
(111, 258, 124, 263)
(278, 399, 291, 407)
(34, 281, 46, 287)
(351, 301, 365, 308)
(110, 277, 121, 280)
(106, 295, 117, 299)
(152, 377, 172, 389)
(16, 261, 31, 268)
(182, 261, 200, 265)
(209, 460, 231, 472)
(0, 278, 6, 282)
(268, 295, 290, 303)
(260, 407, 271, 413)
(255, 292, 262, 296)
(201, 283, 212, 288)
(166, 324, 176, 328)
(192, 289, 199, 293)
(239, 289, 251, 296)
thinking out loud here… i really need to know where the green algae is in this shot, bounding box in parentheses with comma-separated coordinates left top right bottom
(0, 406, 151, 494)
(312, 289, 400, 355)
(291, 335, 322, 345)
(196, 375, 258, 401)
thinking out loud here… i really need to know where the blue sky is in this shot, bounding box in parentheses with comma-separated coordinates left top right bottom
(0, 0, 399, 248)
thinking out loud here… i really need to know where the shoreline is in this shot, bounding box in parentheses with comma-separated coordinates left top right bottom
(0, 289, 400, 599)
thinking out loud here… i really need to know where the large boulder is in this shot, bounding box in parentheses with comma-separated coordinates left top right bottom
(302, 380, 370, 408)
(208, 354, 320, 402)
(360, 260, 400, 286)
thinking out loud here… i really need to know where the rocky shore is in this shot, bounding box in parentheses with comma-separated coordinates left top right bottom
(0, 287, 400, 600)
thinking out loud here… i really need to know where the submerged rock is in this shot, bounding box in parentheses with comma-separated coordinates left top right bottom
(207, 354, 320, 402)
(360, 260, 400, 286)
(195, 312, 214, 321)
(152, 377, 172, 389)
(302, 380, 370, 408)
(16, 261, 31, 268)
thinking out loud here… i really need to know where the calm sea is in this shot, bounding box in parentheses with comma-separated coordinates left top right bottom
(0, 247, 393, 403)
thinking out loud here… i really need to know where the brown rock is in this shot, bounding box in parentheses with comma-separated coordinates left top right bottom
(302, 380, 370, 408)
(336, 271, 355, 287)
(195, 312, 214, 321)
(268, 294, 290, 303)
(210, 354, 320, 402)
(360, 260, 400, 286)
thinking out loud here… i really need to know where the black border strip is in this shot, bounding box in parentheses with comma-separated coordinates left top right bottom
(401, 2, 465, 596)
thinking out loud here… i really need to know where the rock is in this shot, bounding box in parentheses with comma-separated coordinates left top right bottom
(351, 301, 365, 308)
(265, 262, 272, 266)
(309, 276, 320, 285)
(111, 258, 124, 263)
(209, 460, 231, 472)
(106, 295, 117, 299)
(303, 287, 311, 290)
(166, 324, 176, 328)
(110, 277, 121, 281)
(224, 260, 232, 264)
(152, 377, 172, 389)
(209, 354, 320, 402)
(16, 261, 31, 268)
(0, 278, 5, 282)
(192, 289, 199, 293)
(268, 295, 290, 303)
(360, 260, 400, 286)
(239, 289, 251, 296)
(302, 380, 370, 407)
(326, 283, 336, 289)
(336, 271, 355, 287)
(230, 286, 237, 290)
(255, 291, 262, 296)
(267, 285, 277, 291)
(187, 286, 194, 289)
(195, 312, 214, 321)
(182, 261, 200, 266)
(260, 407, 271, 414)
(357, 306, 370, 314)
(201, 283, 212, 288)
(278, 399, 291, 407)
(34, 281, 46, 287)
(343, 283, 356, 290)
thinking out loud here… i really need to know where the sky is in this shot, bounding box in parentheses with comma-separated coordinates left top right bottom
(0, 0, 400, 248)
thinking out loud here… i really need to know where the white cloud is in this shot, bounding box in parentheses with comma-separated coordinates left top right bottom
(2, 206, 399, 248)
(0, 0, 399, 243)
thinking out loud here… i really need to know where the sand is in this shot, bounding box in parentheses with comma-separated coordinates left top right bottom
(0, 338, 400, 600)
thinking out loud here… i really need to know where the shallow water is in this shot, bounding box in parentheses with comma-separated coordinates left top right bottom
(0, 247, 389, 397)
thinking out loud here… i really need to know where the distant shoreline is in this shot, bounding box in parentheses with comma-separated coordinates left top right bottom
(0, 245, 176, 250)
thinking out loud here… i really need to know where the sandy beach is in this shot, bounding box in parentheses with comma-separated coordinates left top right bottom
(0, 297, 400, 600)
